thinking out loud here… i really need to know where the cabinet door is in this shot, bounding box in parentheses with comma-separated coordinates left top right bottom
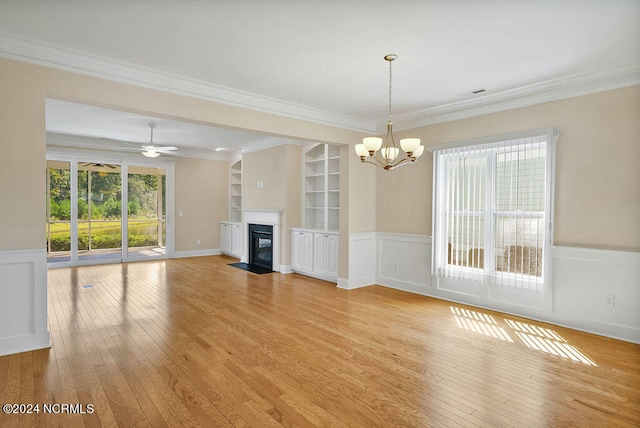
(314, 233, 328, 275)
(231, 224, 242, 257)
(325, 234, 339, 278)
(220, 223, 232, 254)
(291, 231, 314, 272)
(300, 232, 314, 272)
(291, 231, 302, 269)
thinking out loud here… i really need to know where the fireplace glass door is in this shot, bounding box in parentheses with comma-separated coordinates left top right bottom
(249, 224, 273, 270)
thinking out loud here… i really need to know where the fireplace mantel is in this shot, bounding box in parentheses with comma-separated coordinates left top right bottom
(242, 209, 282, 272)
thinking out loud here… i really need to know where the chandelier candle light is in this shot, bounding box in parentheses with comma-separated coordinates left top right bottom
(355, 54, 424, 170)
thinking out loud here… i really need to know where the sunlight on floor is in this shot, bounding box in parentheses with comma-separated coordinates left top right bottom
(450, 306, 514, 342)
(450, 306, 597, 366)
(505, 319, 597, 366)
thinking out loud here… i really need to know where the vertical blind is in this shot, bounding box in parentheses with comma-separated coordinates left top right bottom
(431, 129, 556, 291)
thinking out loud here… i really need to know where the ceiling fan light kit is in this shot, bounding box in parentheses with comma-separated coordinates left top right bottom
(355, 54, 424, 171)
(140, 122, 178, 158)
(141, 149, 161, 158)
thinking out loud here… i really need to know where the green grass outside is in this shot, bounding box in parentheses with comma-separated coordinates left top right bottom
(48, 219, 160, 236)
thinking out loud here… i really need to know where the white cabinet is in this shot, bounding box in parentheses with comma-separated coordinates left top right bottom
(291, 230, 314, 272)
(314, 232, 339, 278)
(220, 222, 242, 258)
(231, 223, 242, 257)
(290, 229, 338, 281)
(220, 222, 232, 254)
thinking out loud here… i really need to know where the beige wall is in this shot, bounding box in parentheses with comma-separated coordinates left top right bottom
(0, 57, 363, 256)
(243, 144, 302, 265)
(0, 60, 45, 251)
(377, 85, 640, 251)
(339, 144, 351, 278)
(174, 157, 228, 252)
(348, 150, 377, 233)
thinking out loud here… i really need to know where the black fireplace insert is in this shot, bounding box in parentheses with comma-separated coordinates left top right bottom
(248, 223, 273, 271)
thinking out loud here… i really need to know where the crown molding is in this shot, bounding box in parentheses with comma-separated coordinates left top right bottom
(3, 32, 637, 137)
(239, 136, 304, 154)
(392, 62, 640, 132)
(0, 32, 376, 134)
(46, 132, 230, 161)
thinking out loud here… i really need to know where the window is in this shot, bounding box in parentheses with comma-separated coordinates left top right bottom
(431, 128, 557, 291)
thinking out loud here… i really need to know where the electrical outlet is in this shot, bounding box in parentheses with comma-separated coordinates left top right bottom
(604, 293, 615, 308)
(394, 261, 400, 270)
(196, 239, 201, 245)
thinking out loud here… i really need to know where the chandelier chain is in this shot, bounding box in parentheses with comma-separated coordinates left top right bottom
(388, 59, 393, 122)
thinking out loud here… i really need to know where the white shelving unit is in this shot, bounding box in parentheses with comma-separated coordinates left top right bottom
(230, 159, 242, 223)
(292, 144, 340, 282)
(220, 159, 243, 258)
(304, 144, 339, 231)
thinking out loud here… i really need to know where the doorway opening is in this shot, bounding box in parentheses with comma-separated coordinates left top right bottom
(46, 159, 171, 266)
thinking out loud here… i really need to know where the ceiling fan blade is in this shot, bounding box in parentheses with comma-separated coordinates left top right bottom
(157, 146, 178, 152)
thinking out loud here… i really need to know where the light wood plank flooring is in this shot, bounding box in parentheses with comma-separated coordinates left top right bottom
(1, 255, 638, 427)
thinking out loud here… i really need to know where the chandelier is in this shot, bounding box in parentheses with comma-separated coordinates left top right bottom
(355, 54, 424, 170)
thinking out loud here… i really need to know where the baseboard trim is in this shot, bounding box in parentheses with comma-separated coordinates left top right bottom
(280, 264, 292, 274)
(337, 277, 373, 290)
(386, 286, 640, 345)
(173, 249, 221, 258)
(371, 234, 640, 344)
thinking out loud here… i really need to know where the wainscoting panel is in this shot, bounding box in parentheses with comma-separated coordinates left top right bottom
(377, 233, 431, 292)
(370, 234, 640, 343)
(0, 249, 50, 356)
(339, 233, 375, 290)
(552, 246, 640, 342)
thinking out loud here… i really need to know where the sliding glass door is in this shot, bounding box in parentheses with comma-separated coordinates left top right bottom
(77, 162, 123, 263)
(46, 157, 172, 266)
(46, 160, 72, 263)
(127, 166, 166, 259)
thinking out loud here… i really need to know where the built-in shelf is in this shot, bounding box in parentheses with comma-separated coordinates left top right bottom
(304, 143, 340, 231)
(230, 159, 242, 222)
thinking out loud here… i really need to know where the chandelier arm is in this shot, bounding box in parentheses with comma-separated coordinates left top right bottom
(362, 158, 388, 169)
(387, 157, 414, 170)
(365, 154, 391, 168)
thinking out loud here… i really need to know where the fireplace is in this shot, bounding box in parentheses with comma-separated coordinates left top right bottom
(248, 224, 273, 271)
(242, 209, 281, 273)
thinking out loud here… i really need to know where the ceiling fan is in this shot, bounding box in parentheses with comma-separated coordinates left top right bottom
(141, 123, 177, 158)
(80, 162, 118, 169)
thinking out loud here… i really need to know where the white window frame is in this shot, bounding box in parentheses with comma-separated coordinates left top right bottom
(430, 127, 558, 307)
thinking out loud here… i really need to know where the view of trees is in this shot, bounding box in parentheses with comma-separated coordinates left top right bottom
(47, 165, 166, 254)
(48, 167, 166, 221)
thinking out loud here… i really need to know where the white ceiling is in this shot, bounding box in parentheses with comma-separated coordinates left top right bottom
(1, 0, 639, 157)
(45, 99, 272, 159)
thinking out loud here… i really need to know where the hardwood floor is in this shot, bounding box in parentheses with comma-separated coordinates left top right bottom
(1, 255, 638, 427)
